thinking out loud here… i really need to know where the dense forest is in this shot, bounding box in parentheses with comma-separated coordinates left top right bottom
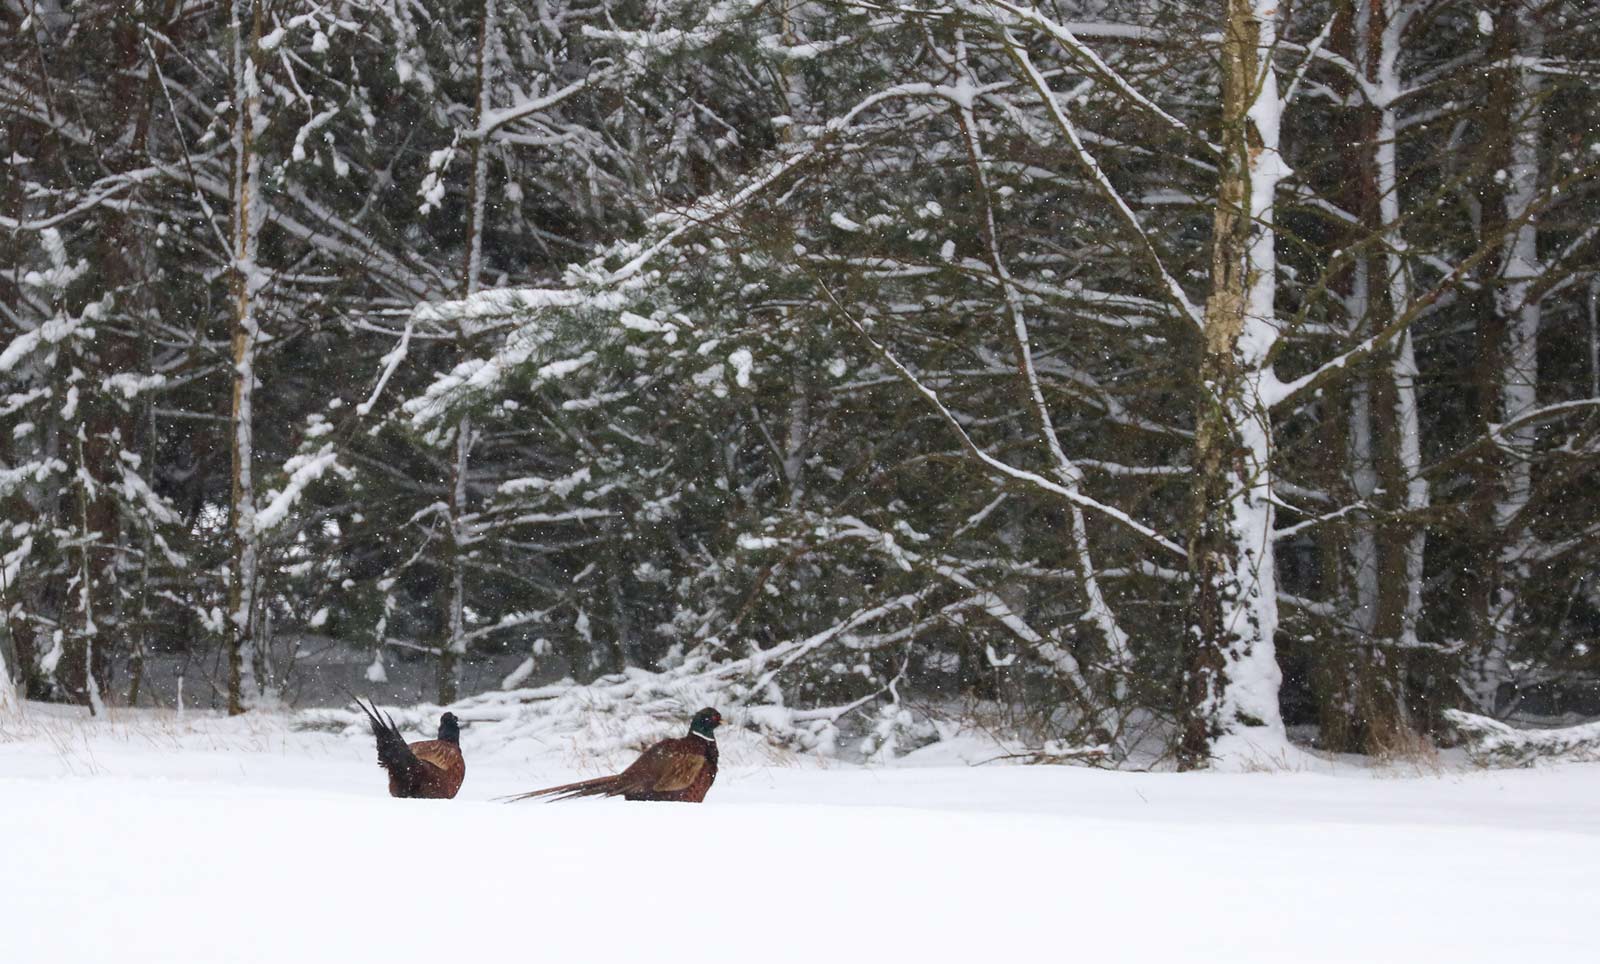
(2, 0, 1596, 766)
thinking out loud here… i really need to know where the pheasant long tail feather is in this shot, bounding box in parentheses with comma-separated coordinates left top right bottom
(350, 695, 418, 779)
(499, 774, 622, 803)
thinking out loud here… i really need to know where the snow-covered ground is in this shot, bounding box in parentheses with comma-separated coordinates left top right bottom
(3, 704, 1596, 963)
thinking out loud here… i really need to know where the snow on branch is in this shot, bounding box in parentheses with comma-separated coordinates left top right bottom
(1, 535, 35, 597)
(101, 373, 169, 400)
(0, 167, 167, 233)
(811, 277, 1186, 556)
(1270, 159, 1600, 411)
(596, 146, 832, 287)
(0, 462, 66, 499)
(1280, 12, 1338, 107)
(254, 444, 341, 535)
(999, 29, 1202, 330)
(962, 0, 1212, 151)
(412, 286, 612, 332)
(1487, 398, 1600, 452)
(1271, 501, 1368, 540)
(773, 511, 1097, 698)
(472, 72, 612, 141)
(950, 41, 1132, 681)
(301, 659, 851, 762)
(0, 300, 104, 376)
(402, 141, 854, 428)
(403, 318, 574, 431)
(355, 319, 412, 416)
(1445, 710, 1600, 768)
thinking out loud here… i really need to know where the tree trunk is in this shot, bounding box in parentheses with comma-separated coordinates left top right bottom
(437, 416, 471, 705)
(1468, 2, 1544, 713)
(58, 436, 112, 715)
(1316, 0, 1429, 754)
(0, 574, 15, 710)
(1180, 0, 1288, 768)
(437, 0, 498, 705)
(52, 15, 162, 714)
(227, 0, 265, 715)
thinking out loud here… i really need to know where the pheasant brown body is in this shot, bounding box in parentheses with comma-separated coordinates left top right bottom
(505, 708, 723, 804)
(355, 699, 465, 800)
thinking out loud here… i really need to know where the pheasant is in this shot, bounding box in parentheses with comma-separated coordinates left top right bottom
(353, 697, 466, 800)
(504, 707, 724, 803)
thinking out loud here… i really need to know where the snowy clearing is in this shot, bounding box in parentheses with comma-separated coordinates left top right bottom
(2, 706, 1596, 963)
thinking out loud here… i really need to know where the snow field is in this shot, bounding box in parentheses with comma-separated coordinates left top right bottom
(2, 707, 1596, 963)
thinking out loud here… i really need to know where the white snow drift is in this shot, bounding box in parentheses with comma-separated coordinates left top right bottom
(1, 705, 1596, 963)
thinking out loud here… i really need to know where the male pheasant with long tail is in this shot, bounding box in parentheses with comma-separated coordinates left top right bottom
(353, 697, 466, 799)
(504, 707, 723, 803)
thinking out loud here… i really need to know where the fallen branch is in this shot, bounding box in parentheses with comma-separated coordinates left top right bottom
(1444, 710, 1600, 768)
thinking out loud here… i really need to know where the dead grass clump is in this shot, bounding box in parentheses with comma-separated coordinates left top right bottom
(1368, 722, 1444, 776)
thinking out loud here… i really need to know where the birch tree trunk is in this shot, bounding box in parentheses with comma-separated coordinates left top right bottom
(1181, 0, 1288, 768)
(778, 1, 811, 507)
(1469, 1, 1545, 713)
(438, 416, 472, 704)
(227, 0, 265, 714)
(0, 577, 15, 709)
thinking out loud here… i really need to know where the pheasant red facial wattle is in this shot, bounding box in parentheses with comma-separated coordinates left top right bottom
(504, 707, 723, 804)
